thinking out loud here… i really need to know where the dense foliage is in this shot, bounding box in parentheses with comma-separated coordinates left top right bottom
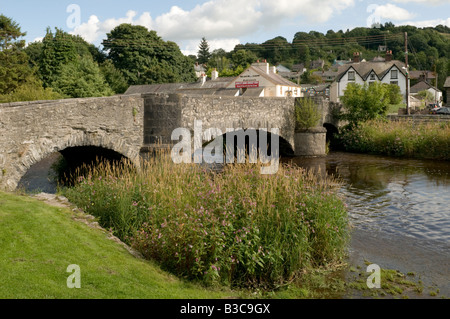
(103, 24, 196, 85)
(339, 82, 403, 127)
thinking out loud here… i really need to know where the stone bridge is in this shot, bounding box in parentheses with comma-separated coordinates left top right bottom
(0, 93, 339, 191)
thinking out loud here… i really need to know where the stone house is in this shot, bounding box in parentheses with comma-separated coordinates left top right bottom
(226, 61, 302, 97)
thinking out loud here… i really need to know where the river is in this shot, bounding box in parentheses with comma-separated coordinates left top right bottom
(287, 152, 450, 297)
(19, 151, 450, 297)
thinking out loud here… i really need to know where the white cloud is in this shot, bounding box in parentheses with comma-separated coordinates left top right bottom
(70, 10, 153, 44)
(392, 0, 449, 5)
(69, 0, 356, 51)
(181, 38, 241, 56)
(372, 4, 415, 21)
(399, 17, 450, 28)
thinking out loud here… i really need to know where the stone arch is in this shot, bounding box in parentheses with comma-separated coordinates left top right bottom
(201, 127, 295, 159)
(10, 131, 141, 191)
(323, 123, 340, 148)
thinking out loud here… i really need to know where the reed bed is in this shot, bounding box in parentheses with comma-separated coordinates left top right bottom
(63, 153, 349, 289)
(338, 119, 450, 160)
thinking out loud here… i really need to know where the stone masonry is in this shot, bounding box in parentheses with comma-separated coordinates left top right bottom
(0, 95, 144, 191)
(1, 93, 339, 191)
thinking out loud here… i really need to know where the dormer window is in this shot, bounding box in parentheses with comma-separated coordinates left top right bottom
(391, 69, 398, 79)
(370, 73, 376, 81)
(348, 71, 355, 81)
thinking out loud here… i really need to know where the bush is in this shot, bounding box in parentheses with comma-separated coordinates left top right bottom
(63, 155, 349, 289)
(295, 98, 322, 131)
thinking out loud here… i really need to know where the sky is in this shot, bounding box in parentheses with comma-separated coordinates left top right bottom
(1, 0, 449, 55)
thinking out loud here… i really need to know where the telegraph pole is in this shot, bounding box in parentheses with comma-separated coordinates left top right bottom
(405, 32, 410, 115)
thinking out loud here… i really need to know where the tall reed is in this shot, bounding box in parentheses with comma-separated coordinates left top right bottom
(338, 119, 450, 160)
(63, 153, 349, 288)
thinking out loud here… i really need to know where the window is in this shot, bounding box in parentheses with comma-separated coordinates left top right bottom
(391, 70, 398, 79)
(348, 71, 355, 81)
(370, 74, 376, 81)
(390, 81, 398, 85)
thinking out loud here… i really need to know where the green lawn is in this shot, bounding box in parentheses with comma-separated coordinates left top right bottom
(0, 191, 238, 299)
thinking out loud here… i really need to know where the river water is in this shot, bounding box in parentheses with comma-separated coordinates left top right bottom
(287, 152, 450, 297)
(19, 151, 450, 297)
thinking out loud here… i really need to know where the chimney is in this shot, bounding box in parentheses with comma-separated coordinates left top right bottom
(211, 68, 219, 80)
(252, 59, 270, 74)
(271, 66, 277, 74)
(385, 50, 393, 62)
(353, 52, 360, 63)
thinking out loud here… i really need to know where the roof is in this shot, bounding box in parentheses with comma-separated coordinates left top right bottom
(409, 70, 436, 80)
(410, 81, 441, 93)
(242, 88, 265, 97)
(124, 77, 236, 96)
(244, 65, 301, 88)
(276, 64, 291, 73)
(444, 76, 450, 88)
(335, 60, 406, 82)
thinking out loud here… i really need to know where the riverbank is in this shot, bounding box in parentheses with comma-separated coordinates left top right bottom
(336, 119, 450, 160)
(0, 191, 238, 299)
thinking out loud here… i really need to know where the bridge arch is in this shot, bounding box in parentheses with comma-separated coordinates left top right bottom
(10, 131, 140, 191)
(200, 127, 295, 159)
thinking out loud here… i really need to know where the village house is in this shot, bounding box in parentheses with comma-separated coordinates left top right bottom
(125, 61, 302, 98)
(329, 51, 407, 103)
(226, 60, 302, 97)
(410, 80, 442, 106)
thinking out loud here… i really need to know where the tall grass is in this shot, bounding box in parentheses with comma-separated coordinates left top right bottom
(63, 154, 349, 289)
(338, 119, 450, 160)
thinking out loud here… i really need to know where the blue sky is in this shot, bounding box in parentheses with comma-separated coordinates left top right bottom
(1, 0, 449, 55)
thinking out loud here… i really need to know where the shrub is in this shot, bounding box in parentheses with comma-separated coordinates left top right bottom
(295, 98, 322, 131)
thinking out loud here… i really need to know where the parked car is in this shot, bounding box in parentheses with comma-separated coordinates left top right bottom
(430, 107, 442, 114)
(435, 107, 450, 115)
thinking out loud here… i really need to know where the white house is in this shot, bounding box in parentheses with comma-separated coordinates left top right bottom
(410, 80, 442, 106)
(226, 61, 302, 97)
(330, 52, 407, 103)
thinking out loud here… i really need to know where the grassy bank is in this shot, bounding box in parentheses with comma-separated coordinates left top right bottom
(337, 119, 450, 160)
(62, 155, 350, 290)
(0, 191, 237, 299)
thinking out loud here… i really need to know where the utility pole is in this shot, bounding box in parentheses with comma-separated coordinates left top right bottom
(434, 64, 438, 106)
(405, 32, 410, 115)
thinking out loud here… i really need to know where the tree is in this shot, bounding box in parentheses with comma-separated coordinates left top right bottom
(103, 24, 196, 85)
(231, 49, 257, 69)
(197, 37, 211, 65)
(340, 82, 402, 126)
(0, 15, 31, 95)
(100, 60, 128, 94)
(51, 56, 113, 98)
